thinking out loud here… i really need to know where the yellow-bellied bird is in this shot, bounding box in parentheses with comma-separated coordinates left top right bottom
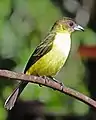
(4, 17, 84, 110)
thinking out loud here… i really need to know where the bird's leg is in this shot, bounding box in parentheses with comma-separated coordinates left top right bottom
(42, 75, 50, 84)
(36, 74, 42, 87)
(39, 75, 49, 87)
(42, 75, 47, 79)
(48, 76, 64, 91)
(48, 76, 57, 82)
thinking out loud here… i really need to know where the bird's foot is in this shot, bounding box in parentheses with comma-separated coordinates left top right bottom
(48, 76, 64, 91)
(37, 75, 42, 87)
(42, 75, 50, 84)
(37, 75, 49, 87)
(42, 75, 47, 79)
(39, 75, 49, 87)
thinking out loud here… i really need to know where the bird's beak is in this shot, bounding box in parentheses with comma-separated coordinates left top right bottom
(74, 25, 84, 31)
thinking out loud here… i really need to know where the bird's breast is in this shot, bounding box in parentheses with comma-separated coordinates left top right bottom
(26, 33, 71, 76)
(53, 32, 71, 58)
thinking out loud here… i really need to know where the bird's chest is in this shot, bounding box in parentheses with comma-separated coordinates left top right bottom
(38, 33, 71, 75)
(53, 33, 71, 58)
(29, 33, 71, 76)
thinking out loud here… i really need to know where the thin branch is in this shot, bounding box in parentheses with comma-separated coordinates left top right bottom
(0, 69, 96, 109)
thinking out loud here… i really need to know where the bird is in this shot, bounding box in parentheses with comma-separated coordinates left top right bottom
(4, 17, 84, 110)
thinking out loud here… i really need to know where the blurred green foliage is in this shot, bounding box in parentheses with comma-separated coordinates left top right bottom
(0, 0, 96, 119)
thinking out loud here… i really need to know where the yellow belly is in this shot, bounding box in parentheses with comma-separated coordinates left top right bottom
(26, 47, 68, 76)
(26, 33, 71, 76)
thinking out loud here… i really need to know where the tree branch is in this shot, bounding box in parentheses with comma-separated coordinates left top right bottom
(0, 69, 96, 109)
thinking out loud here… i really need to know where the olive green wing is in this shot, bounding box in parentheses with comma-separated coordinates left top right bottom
(24, 32, 56, 73)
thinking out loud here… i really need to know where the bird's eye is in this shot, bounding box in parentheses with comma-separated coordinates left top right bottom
(69, 22, 74, 27)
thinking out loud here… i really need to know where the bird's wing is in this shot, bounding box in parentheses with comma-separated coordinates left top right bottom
(24, 32, 56, 73)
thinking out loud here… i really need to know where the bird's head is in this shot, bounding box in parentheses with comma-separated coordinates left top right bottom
(51, 17, 84, 33)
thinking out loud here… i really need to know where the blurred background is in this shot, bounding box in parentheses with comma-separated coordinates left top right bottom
(0, 0, 96, 120)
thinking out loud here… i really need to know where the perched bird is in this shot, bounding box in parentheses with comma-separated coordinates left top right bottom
(4, 17, 84, 110)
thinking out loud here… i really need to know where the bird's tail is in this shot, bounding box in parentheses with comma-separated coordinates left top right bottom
(4, 81, 28, 110)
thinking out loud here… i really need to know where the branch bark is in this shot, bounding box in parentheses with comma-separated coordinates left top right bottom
(0, 69, 96, 109)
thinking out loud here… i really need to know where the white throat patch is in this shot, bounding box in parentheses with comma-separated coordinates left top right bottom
(54, 32, 71, 57)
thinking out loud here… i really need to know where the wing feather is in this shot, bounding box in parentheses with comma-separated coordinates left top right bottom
(24, 32, 56, 73)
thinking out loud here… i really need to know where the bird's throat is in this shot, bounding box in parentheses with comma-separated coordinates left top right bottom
(54, 32, 71, 57)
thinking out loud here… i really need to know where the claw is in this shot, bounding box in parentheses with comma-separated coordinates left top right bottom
(39, 76, 48, 87)
(48, 76, 64, 91)
(60, 82, 64, 91)
(42, 75, 47, 79)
